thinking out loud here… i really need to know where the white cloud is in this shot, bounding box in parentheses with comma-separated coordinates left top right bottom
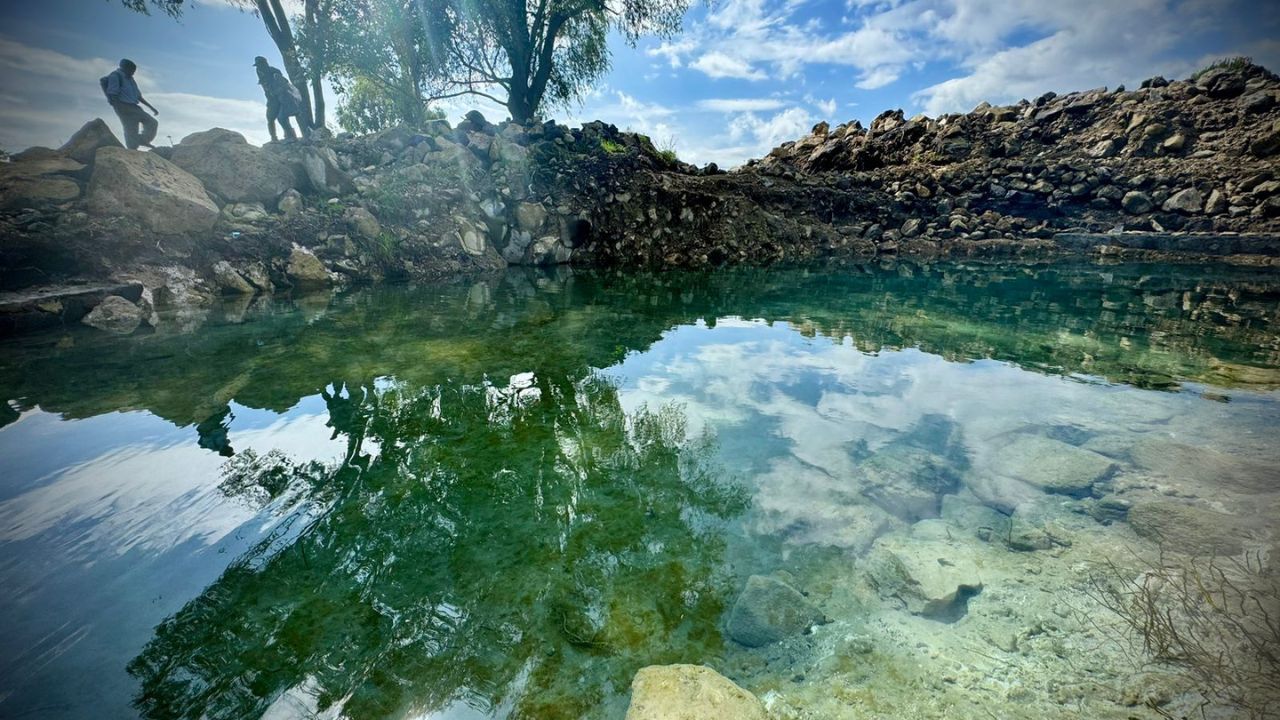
(690, 52, 769, 80)
(697, 98, 787, 112)
(728, 106, 814, 153)
(0, 35, 271, 151)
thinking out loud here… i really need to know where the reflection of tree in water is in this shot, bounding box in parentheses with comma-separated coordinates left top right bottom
(128, 372, 748, 720)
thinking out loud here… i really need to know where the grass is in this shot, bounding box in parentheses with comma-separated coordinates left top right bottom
(1192, 56, 1252, 80)
(600, 138, 626, 154)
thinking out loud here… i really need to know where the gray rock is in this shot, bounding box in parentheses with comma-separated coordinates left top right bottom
(277, 188, 303, 217)
(0, 156, 84, 209)
(867, 534, 985, 620)
(1204, 188, 1228, 215)
(222, 202, 269, 225)
(987, 435, 1115, 497)
(859, 445, 959, 521)
(460, 227, 487, 256)
(265, 143, 355, 197)
(528, 236, 572, 265)
(57, 119, 123, 165)
(1161, 187, 1203, 213)
(211, 261, 254, 295)
(1241, 91, 1276, 114)
(901, 217, 923, 238)
(1121, 191, 1154, 214)
(87, 147, 219, 235)
(345, 207, 381, 240)
(286, 245, 330, 288)
(726, 575, 826, 647)
(515, 201, 548, 232)
(169, 128, 295, 205)
(625, 665, 768, 720)
(82, 295, 143, 334)
(1127, 500, 1243, 555)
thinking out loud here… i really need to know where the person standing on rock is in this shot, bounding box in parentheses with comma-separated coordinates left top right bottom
(101, 59, 159, 150)
(253, 56, 310, 142)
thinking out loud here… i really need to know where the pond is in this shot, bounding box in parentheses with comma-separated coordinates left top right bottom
(1, 261, 1277, 720)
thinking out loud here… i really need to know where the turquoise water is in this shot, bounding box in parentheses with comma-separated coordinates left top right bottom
(0, 262, 1277, 719)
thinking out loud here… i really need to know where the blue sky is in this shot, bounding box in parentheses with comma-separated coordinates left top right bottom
(1, 0, 1277, 166)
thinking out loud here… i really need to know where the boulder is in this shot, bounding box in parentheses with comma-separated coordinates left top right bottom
(624, 665, 768, 720)
(169, 129, 295, 205)
(1161, 187, 1204, 214)
(221, 202, 269, 225)
(725, 575, 826, 647)
(86, 147, 219, 235)
(1121, 191, 1154, 214)
(81, 295, 143, 334)
(211, 261, 255, 295)
(515, 201, 548, 232)
(1240, 91, 1276, 114)
(986, 435, 1114, 497)
(345, 207, 381, 240)
(0, 156, 84, 209)
(858, 444, 959, 521)
(867, 534, 984, 620)
(1127, 500, 1243, 555)
(286, 245, 330, 288)
(264, 143, 356, 197)
(57, 119, 123, 164)
(1250, 124, 1280, 158)
(527, 236, 572, 265)
(277, 188, 303, 217)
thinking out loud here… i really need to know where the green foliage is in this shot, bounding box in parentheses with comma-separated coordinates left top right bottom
(600, 138, 626, 154)
(1192, 56, 1253, 80)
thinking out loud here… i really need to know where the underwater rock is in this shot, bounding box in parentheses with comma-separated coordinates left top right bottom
(859, 444, 960, 522)
(867, 533, 985, 621)
(726, 575, 827, 648)
(624, 665, 768, 720)
(82, 294, 142, 334)
(940, 494, 1011, 541)
(1127, 500, 1244, 555)
(1130, 439, 1276, 494)
(987, 435, 1115, 497)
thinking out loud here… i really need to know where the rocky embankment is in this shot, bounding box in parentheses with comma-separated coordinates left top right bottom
(2, 61, 1279, 335)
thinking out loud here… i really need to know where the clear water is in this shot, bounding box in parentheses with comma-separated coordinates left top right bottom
(1, 262, 1277, 719)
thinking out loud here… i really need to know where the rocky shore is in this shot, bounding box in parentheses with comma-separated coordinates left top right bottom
(2, 61, 1279, 335)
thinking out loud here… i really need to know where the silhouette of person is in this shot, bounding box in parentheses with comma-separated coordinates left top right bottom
(253, 56, 310, 142)
(102, 59, 159, 150)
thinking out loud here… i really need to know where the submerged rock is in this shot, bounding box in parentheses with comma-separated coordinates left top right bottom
(82, 295, 143, 334)
(625, 665, 768, 720)
(867, 531, 986, 621)
(859, 444, 961, 522)
(987, 435, 1115, 497)
(726, 574, 826, 647)
(1127, 500, 1244, 555)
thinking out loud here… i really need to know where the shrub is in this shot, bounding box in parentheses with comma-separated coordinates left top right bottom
(1192, 56, 1253, 80)
(600, 138, 626, 154)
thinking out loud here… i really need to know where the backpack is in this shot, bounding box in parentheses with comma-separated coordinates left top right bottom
(99, 69, 120, 101)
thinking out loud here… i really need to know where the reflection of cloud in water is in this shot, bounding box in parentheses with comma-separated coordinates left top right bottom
(614, 320, 1199, 547)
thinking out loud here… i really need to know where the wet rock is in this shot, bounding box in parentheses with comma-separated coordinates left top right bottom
(0, 156, 84, 209)
(169, 128, 295, 205)
(726, 575, 826, 647)
(87, 147, 219, 235)
(57, 118, 123, 164)
(1130, 439, 1276, 494)
(82, 295, 143, 334)
(1121, 191, 1154, 214)
(941, 494, 1010, 541)
(286, 245, 330, 288)
(867, 534, 985, 620)
(625, 665, 768, 720)
(1161, 187, 1204, 213)
(1127, 500, 1243, 555)
(211, 261, 254, 295)
(859, 444, 960, 521)
(987, 435, 1115, 497)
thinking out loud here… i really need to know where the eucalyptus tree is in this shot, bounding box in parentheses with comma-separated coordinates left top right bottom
(421, 0, 692, 122)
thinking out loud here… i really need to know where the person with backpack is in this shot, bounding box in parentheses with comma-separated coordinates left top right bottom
(101, 59, 159, 150)
(253, 56, 310, 142)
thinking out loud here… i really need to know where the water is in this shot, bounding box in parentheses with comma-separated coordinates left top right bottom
(1, 261, 1277, 720)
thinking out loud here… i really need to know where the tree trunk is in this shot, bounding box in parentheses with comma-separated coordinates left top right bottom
(256, 0, 316, 129)
(305, 0, 328, 129)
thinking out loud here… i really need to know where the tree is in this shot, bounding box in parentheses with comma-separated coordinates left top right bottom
(422, 0, 691, 123)
(117, 0, 185, 16)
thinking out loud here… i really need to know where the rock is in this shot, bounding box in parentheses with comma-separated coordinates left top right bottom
(1196, 68, 1246, 99)
(0, 156, 84, 209)
(221, 202, 269, 225)
(1121, 191, 1154, 214)
(725, 575, 826, 647)
(277, 188, 303, 217)
(1087, 138, 1121, 158)
(57, 119, 123, 164)
(901, 217, 923, 238)
(1205, 188, 1228, 215)
(81, 295, 143, 334)
(1161, 133, 1187, 152)
(345, 207, 382, 240)
(859, 445, 959, 521)
(286, 245, 330, 288)
(867, 533, 985, 620)
(986, 435, 1115, 497)
(515, 201, 548, 232)
(211, 261, 254, 295)
(169, 128, 295, 205)
(460, 227, 487, 256)
(1241, 91, 1276, 114)
(489, 136, 528, 165)
(265, 143, 355, 197)
(1130, 439, 1276, 494)
(1161, 187, 1204, 213)
(1127, 500, 1243, 555)
(1250, 125, 1280, 158)
(86, 147, 219, 235)
(624, 665, 768, 720)
(528, 236, 572, 265)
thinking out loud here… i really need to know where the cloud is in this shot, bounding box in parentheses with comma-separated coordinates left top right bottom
(0, 35, 271, 151)
(697, 98, 787, 112)
(690, 52, 768, 80)
(728, 106, 814, 152)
